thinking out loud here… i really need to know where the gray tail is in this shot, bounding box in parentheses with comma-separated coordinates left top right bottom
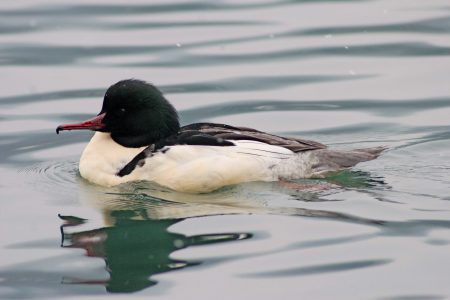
(310, 146, 386, 176)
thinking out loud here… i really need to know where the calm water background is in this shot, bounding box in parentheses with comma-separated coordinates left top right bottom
(1, 0, 450, 299)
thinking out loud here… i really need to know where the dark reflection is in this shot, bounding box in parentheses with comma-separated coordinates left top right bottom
(0, 41, 448, 67)
(0, 44, 166, 66)
(59, 212, 251, 293)
(379, 219, 450, 237)
(324, 170, 386, 188)
(395, 129, 450, 150)
(53, 177, 388, 294)
(0, 20, 270, 35)
(164, 74, 362, 94)
(292, 15, 450, 36)
(0, 1, 363, 18)
(180, 97, 450, 123)
(127, 42, 450, 68)
(242, 258, 392, 277)
(0, 88, 103, 105)
(0, 75, 364, 106)
(0, 131, 90, 165)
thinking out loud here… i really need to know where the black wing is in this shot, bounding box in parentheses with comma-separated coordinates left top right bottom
(181, 122, 327, 152)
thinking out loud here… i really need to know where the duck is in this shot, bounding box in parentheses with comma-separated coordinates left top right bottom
(56, 79, 385, 193)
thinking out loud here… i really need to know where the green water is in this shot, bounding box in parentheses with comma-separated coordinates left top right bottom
(1, 0, 450, 299)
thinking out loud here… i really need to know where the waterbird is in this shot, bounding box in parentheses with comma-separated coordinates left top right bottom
(56, 79, 385, 193)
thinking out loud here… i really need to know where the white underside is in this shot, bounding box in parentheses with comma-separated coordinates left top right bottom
(79, 132, 318, 193)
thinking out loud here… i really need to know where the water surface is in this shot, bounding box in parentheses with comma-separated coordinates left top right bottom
(1, 0, 450, 299)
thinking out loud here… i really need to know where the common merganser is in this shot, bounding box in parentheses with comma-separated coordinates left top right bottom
(56, 79, 384, 193)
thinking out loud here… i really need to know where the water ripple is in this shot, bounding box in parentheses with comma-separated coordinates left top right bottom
(0, 20, 272, 35)
(288, 15, 450, 36)
(19, 160, 79, 195)
(0, 75, 366, 106)
(0, 132, 87, 164)
(181, 97, 450, 123)
(1, 41, 448, 67)
(0, 0, 449, 298)
(0, 1, 361, 18)
(242, 259, 392, 277)
(142, 42, 450, 67)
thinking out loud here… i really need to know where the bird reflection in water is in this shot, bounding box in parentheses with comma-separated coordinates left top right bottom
(59, 171, 384, 293)
(60, 212, 251, 293)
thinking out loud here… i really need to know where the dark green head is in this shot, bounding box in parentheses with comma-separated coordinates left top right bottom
(56, 79, 180, 148)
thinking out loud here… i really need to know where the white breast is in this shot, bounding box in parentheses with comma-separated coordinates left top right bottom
(79, 132, 146, 186)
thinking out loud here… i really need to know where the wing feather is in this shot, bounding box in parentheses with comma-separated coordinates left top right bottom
(181, 122, 326, 152)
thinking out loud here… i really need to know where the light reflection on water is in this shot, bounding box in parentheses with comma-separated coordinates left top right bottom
(0, 0, 450, 299)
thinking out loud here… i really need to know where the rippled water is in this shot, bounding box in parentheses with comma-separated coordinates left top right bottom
(1, 0, 450, 299)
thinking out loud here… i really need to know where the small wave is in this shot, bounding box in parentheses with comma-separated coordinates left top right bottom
(19, 160, 79, 195)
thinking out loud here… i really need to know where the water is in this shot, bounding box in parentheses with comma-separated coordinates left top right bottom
(1, 0, 449, 299)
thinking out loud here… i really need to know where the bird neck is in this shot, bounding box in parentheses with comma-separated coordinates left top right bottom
(111, 132, 164, 148)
